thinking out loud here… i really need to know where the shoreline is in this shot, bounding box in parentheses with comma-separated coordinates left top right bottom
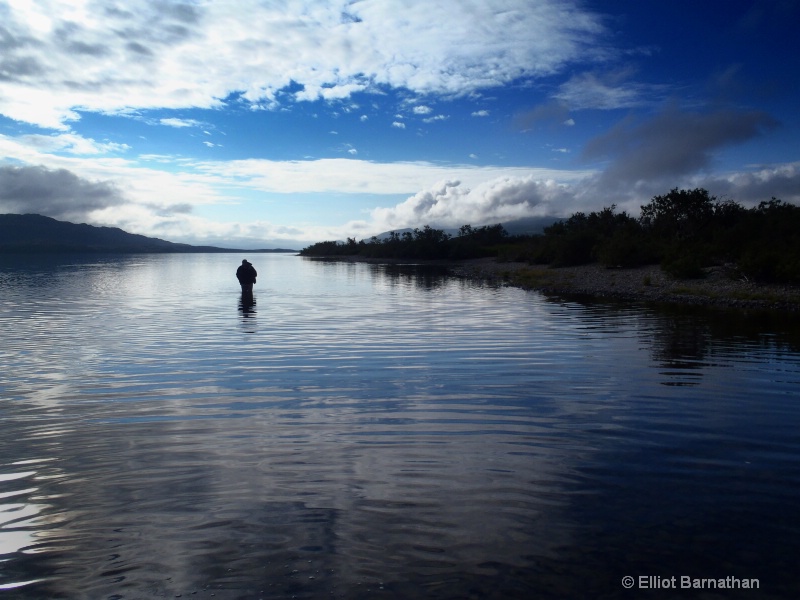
(452, 258, 800, 312)
(303, 255, 800, 312)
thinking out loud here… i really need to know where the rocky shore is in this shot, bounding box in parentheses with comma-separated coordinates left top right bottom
(303, 254, 800, 311)
(446, 258, 800, 312)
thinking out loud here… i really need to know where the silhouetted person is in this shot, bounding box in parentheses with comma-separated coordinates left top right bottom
(236, 259, 257, 294)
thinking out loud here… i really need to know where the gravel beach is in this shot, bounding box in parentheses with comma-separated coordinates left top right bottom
(446, 258, 800, 312)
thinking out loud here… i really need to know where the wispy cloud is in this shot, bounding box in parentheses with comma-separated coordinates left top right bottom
(160, 118, 204, 128)
(515, 101, 571, 130)
(186, 158, 591, 195)
(554, 68, 666, 110)
(16, 133, 129, 155)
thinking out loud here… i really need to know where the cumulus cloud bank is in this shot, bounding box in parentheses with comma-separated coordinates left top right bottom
(364, 161, 800, 238)
(368, 177, 579, 232)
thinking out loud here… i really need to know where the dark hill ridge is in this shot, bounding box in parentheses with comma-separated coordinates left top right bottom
(0, 214, 296, 253)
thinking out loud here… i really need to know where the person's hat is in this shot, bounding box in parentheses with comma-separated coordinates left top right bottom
(242, 259, 249, 264)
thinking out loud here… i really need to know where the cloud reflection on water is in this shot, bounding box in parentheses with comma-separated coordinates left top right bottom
(1, 254, 799, 597)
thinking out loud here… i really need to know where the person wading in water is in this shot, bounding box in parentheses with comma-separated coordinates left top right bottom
(236, 259, 257, 294)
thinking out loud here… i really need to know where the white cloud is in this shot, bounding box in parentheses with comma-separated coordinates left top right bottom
(17, 133, 129, 155)
(692, 162, 800, 206)
(554, 69, 666, 110)
(392, 121, 406, 129)
(0, 0, 608, 129)
(366, 177, 578, 231)
(471, 110, 490, 117)
(0, 133, 233, 213)
(423, 115, 449, 123)
(181, 157, 591, 196)
(0, 129, 594, 226)
(413, 105, 433, 115)
(354, 160, 800, 237)
(160, 118, 203, 128)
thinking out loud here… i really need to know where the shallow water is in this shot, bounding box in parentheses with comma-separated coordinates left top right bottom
(1, 253, 799, 599)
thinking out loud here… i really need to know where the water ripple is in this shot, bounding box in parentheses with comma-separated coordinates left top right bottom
(1, 254, 799, 598)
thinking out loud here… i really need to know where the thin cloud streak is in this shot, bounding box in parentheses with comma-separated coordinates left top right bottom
(187, 158, 594, 195)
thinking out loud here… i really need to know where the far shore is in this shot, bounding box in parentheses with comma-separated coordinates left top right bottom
(302, 255, 800, 312)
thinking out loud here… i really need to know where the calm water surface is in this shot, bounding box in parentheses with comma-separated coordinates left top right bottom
(1, 253, 799, 599)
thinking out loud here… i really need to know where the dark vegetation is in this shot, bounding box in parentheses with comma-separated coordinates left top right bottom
(300, 188, 800, 284)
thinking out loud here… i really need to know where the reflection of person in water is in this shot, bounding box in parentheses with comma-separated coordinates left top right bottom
(238, 290, 256, 318)
(236, 259, 257, 294)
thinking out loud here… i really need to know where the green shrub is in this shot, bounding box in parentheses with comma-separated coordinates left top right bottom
(597, 227, 658, 268)
(661, 253, 706, 279)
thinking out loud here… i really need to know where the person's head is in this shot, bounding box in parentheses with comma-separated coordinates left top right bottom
(242, 259, 249, 264)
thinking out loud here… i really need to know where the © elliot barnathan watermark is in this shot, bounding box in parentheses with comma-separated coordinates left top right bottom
(621, 575, 760, 590)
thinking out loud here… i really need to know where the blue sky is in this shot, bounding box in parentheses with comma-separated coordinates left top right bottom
(0, 0, 798, 249)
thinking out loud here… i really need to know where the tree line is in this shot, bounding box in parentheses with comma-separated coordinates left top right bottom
(300, 188, 800, 284)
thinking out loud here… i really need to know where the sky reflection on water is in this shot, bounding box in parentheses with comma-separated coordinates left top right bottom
(1, 253, 799, 599)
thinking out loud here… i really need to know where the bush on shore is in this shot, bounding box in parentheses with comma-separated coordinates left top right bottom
(300, 189, 800, 284)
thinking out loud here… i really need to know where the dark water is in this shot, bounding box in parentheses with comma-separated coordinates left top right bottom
(1, 253, 799, 599)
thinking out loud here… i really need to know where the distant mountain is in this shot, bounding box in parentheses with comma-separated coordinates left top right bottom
(0, 214, 296, 253)
(500, 215, 563, 236)
(371, 216, 562, 240)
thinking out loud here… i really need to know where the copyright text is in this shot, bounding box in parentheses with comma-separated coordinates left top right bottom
(621, 575, 759, 590)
